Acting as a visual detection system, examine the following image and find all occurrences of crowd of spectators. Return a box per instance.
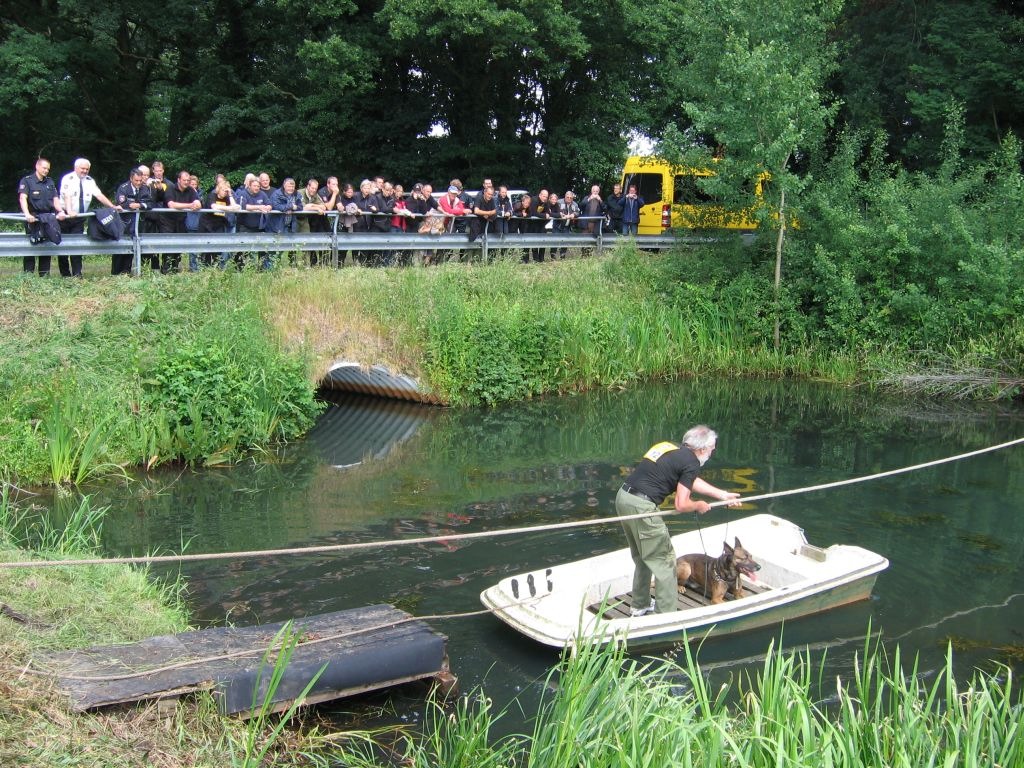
[16,157,638,275]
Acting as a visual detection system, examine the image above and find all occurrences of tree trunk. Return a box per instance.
[773,186,787,351]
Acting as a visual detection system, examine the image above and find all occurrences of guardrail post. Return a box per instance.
[132,211,142,276]
[597,217,604,257]
[330,212,339,268]
[481,224,488,263]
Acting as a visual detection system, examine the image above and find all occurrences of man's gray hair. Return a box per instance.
[682,425,717,450]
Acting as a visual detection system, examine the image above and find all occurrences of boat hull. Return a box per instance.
[480,514,888,651]
[614,572,879,652]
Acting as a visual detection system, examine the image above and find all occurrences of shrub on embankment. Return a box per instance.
[0,272,322,485]
[774,128,1024,398]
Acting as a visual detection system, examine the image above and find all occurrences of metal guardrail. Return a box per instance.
[0,209,687,274]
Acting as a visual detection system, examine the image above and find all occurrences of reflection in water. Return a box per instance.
[306,392,436,469]
[82,380,1024,723]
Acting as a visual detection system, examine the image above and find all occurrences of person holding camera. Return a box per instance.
[621,184,644,235]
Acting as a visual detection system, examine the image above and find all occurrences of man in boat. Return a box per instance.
[616,425,740,616]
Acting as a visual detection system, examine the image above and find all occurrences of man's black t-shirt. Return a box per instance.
[165,185,199,232]
[166,185,198,207]
[623,442,700,505]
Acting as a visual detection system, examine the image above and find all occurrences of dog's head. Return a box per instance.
[722,537,761,578]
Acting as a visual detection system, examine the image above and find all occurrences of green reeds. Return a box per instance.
[0,483,20,545]
[334,634,1024,767]
[43,390,115,486]
[32,493,106,554]
[0,487,105,554]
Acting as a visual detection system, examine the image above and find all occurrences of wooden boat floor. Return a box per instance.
[588,579,772,619]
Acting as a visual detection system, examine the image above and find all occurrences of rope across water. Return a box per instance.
[2,436,1022,570]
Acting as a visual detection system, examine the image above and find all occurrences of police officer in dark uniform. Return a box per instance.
[17,158,66,275]
[112,166,152,275]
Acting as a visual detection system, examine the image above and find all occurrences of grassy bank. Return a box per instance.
[1,243,1017,485]
[269,246,863,406]
[0,269,322,485]
[0,252,847,485]
[0,488,341,767]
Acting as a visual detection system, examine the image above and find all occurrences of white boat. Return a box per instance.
[480,514,888,651]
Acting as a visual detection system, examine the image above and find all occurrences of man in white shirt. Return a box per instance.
[59,157,118,277]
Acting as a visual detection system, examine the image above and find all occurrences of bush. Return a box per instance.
[0,272,323,483]
[142,340,317,464]
[421,270,559,405]
[786,121,1024,354]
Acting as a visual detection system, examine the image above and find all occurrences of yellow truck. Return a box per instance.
[619,155,764,234]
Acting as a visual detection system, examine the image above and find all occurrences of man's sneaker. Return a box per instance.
[630,600,656,617]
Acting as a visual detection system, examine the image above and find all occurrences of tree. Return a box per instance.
[665,0,843,349]
[0,0,191,188]
[835,0,1024,171]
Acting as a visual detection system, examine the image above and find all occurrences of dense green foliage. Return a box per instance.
[835,0,1024,170]
[349,253,853,407]
[0,274,322,484]
[336,634,1024,767]
[4,1,1023,192]
[793,124,1024,353]
[681,112,1024,382]
[0,0,687,191]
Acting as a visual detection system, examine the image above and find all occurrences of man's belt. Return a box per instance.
[621,484,657,504]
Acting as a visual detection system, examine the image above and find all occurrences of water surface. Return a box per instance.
[85,379,1024,724]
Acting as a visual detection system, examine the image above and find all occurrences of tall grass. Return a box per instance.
[0,485,327,767]
[42,387,118,486]
[333,634,1024,767]
[330,245,878,405]
[338,690,524,768]
[323,249,852,406]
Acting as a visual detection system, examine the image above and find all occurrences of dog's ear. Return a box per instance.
[723,540,734,554]
[734,537,742,549]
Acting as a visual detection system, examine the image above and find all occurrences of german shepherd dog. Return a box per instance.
[675,537,761,604]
